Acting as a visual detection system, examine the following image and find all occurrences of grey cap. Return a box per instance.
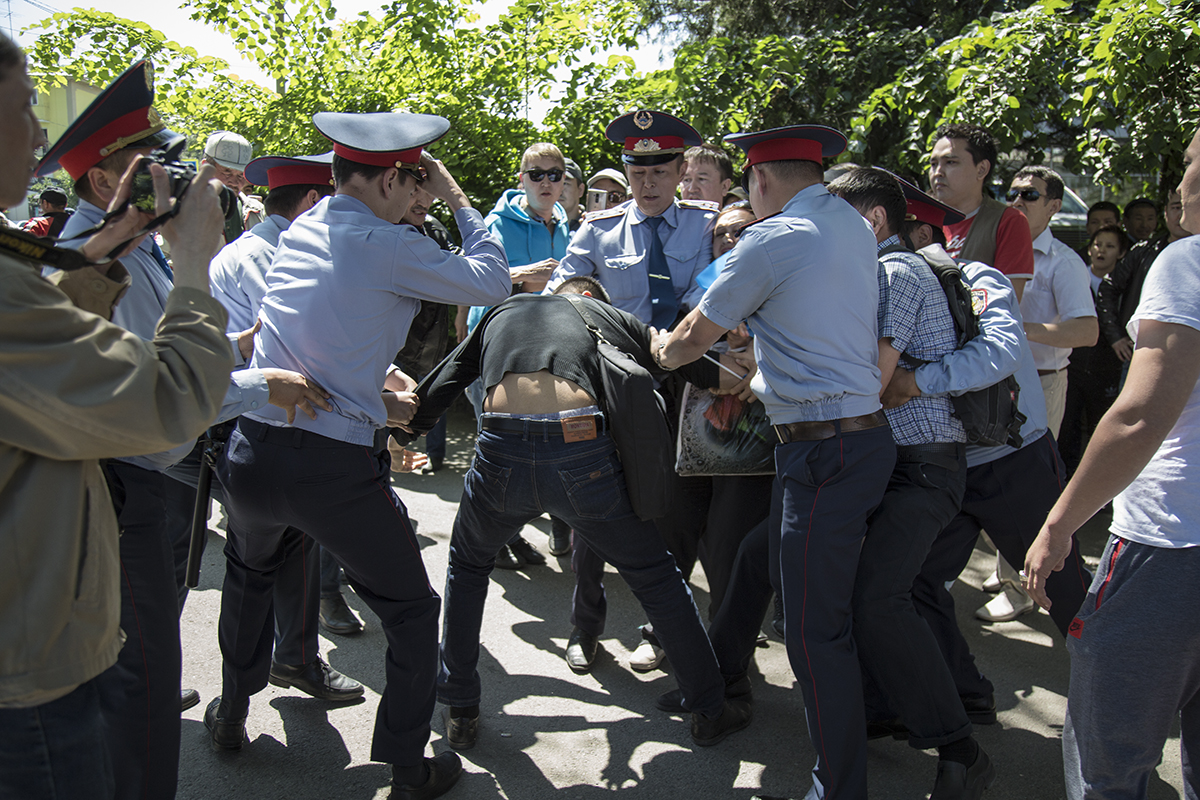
[204,131,253,171]
[563,158,584,185]
[587,167,629,192]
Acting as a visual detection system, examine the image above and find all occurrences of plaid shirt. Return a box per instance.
[876,236,967,446]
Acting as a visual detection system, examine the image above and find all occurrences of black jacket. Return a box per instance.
[1097,234,1172,345]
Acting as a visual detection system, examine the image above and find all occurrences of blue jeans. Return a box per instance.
[438,427,724,717]
[0,678,114,800]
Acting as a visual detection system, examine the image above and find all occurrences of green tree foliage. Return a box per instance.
[26,0,641,205]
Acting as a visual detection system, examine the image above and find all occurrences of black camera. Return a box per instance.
[130,134,232,218]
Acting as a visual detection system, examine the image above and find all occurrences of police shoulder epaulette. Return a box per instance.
[582,205,627,223]
[677,198,719,212]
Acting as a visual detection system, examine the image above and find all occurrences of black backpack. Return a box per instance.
[881,243,1026,449]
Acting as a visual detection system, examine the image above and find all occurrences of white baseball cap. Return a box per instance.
[204,131,253,171]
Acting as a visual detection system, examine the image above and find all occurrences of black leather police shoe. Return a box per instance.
[657,673,753,713]
[566,627,599,673]
[319,593,364,636]
[691,697,753,747]
[510,536,546,566]
[204,696,247,752]
[961,693,997,725]
[930,745,996,800]
[445,709,479,751]
[548,524,571,556]
[389,752,463,800]
[269,657,364,702]
[181,688,200,713]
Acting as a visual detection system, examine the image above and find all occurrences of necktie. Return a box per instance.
[150,240,174,280]
[645,216,677,329]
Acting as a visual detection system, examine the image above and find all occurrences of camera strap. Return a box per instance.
[47,198,175,269]
[0,227,101,272]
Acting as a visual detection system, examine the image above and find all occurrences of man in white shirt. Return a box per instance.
[981,165,1098,623]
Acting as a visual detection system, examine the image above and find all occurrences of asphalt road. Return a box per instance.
[177,407,1184,800]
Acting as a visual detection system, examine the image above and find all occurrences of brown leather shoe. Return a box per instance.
[269,657,364,702]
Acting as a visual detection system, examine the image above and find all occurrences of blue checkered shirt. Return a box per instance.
[876,235,967,446]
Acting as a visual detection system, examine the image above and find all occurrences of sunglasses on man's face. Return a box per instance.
[523,168,564,183]
[1006,187,1042,202]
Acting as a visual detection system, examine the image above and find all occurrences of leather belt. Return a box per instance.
[480,415,607,437]
[1037,368,1063,376]
[895,442,965,472]
[773,410,889,443]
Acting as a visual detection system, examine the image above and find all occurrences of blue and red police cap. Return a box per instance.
[244,151,334,191]
[880,168,966,228]
[37,60,179,181]
[313,111,449,170]
[724,125,847,170]
[605,110,702,166]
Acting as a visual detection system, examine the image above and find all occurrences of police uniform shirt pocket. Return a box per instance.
[559,455,624,520]
[468,452,512,513]
[604,254,644,271]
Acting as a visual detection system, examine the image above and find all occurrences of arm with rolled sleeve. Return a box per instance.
[914,262,1024,396]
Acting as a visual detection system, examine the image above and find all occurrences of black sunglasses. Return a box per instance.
[523,168,564,183]
[1006,187,1042,202]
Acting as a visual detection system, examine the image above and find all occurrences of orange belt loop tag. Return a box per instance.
[561,416,598,442]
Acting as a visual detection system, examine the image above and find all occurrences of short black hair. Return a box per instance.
[264,183,334,218]
[684,144,734,182]
[1124,197,1158,216]
[1013,165,1064,202]
[826,167,906,236]
[0,33,23,82]
[553,276,611,304]
[74,148,141,205]
[752,159,824,189]
[332,154,390,188]
[935,123,998,185]
[1087,200,1120,222]
[39,189,68,208]
[1088,223,1131,254]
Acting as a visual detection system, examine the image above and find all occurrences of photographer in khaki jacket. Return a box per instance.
[0,34,233,798]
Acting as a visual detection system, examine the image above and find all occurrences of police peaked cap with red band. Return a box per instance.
[313,111,449,169]
[37,60,179,181]
[724,125,848,169]
[878,168,966,228]
[605,110,702,166]
[244,151,334,191]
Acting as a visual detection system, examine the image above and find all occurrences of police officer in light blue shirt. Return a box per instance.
[209,110,509,800]
[656,125,897,800]
[542,110,718,675]
[545,110,717,326]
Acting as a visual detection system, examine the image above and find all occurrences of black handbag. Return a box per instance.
[563,294,671,521]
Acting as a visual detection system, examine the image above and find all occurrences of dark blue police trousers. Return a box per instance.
[216,418,440,767]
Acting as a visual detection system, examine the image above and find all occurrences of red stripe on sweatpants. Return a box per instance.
[1095,538,1124,610]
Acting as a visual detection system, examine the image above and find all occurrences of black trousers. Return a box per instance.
[165,441,319,666]
[216,419,440,766]
[910,433,1093,701]
[99,461,183,800]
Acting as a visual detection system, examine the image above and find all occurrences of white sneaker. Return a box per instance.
[629,640,665,672]
[981,569,1003,593]
[975,584,1036,622]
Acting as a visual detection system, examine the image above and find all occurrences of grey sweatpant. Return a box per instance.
[1065,535,1200,800]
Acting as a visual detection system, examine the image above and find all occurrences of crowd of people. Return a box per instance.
[2,27,1199,800]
